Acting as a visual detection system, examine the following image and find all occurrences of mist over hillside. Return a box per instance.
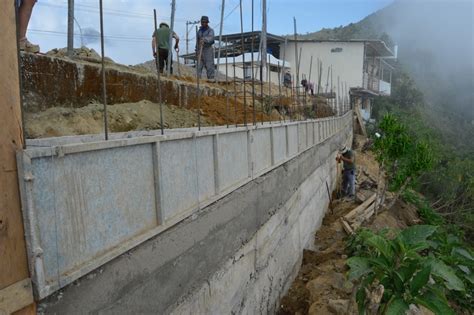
[303,0,473,122]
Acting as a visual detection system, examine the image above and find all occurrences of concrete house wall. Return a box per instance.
[281,41,365,95]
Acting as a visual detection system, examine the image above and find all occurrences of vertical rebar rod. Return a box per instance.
[260,45,264,125]
[337,75,341,116]
[216,0,225,76]
[226,38,229,128]
[99,0,108,140]
[251,0,256,125]
[167,0,176,75]
[325,66,330,93]
[67,0,74,57]
[296,47,302,108]
[293,17,299,100]
[277,60,282,123]
[153,10,164,135]
[233,44,237,127]
[239,0,247,126]
[196,25,202,130]
[14,2,27,148]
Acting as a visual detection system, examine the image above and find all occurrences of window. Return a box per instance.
[331,47,343,53]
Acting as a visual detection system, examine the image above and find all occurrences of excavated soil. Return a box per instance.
[25,100,210,138]
[278,136,420,315]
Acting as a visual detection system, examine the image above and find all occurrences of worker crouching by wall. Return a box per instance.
[336,146,356,198]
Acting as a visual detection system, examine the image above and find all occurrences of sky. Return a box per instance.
[28,0,393,65]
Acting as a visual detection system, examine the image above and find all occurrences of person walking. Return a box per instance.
[196,16,215,80]
[152,22,179,74]
[337,146,356,198]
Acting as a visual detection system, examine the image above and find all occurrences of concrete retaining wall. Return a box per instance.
[17,113,352,312]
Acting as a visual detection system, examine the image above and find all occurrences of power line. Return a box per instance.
[29,29,150,42]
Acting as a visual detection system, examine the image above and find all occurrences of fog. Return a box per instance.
[373,0,473,119]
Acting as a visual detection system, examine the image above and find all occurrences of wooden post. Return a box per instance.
[0,2,35,314]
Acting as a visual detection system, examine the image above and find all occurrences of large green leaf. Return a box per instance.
[385,297,409,315]
[428,259,466,291]
[365,234,394,260]
[398,225,437,246]
[347,257,372,280]
[414,289,455,315]
[410,265,431,295]
[452,247,474,261]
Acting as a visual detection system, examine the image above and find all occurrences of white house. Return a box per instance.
[280,39,395,118]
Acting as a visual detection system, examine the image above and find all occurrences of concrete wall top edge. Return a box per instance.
[24,112,351,158]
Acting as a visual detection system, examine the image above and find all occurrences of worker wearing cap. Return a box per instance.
[152,22,180,74]
[337,146,356,198]
[196,16,215,80]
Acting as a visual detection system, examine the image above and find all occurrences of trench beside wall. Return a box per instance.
[17,112,352,313]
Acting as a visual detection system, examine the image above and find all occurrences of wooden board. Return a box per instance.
[0,278,33,314]
[344,193,376,221]
[0,0,30,296]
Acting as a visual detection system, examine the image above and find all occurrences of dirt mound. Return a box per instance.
[46,46,115,63]
[191,95,283,126]
[25,100,209,138]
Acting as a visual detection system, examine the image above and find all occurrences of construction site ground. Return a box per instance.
[277,135,422,315]
[24,48,334,138]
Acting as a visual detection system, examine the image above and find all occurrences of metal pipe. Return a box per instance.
[153,10,164,135]
[99,0,108,140]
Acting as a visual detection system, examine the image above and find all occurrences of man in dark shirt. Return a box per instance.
[196,16,215,80]
[337,146,356,198]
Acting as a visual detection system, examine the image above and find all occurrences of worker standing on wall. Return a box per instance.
[336,146,356,198]
[196,16,215,80]
[152,22,180,74]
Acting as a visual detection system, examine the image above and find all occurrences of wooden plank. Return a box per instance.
[351,203,376,230]
[0,1,30,291]
[344,193,376,221]
[0,278,33,314]
[340,218,354,235]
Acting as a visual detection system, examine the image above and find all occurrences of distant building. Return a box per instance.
[281,39,396,118]
[182,33,396,120]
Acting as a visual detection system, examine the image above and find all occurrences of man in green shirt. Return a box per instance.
[337,146,356,198]
[152,23,180,74]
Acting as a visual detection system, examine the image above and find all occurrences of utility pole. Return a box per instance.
[167,0,176,75]
[216,0,225,77]
[185,20,200,65]
[67,0,74,57]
